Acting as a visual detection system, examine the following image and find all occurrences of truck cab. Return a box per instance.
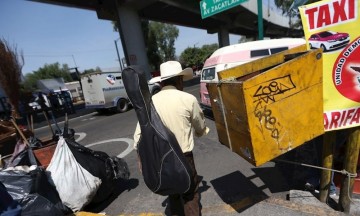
[81,72,130,113]
[81,71,161,114]
[200,38,306,112]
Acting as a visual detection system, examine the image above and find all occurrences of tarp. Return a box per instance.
[299,0,360,131]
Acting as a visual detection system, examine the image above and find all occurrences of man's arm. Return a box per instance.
[191,99,209,137]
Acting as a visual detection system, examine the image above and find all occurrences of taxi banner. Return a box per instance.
[299,0,360,131]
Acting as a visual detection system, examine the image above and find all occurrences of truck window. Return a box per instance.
[250,49,270,58]
[202,68,216,80]
[270,47,288,54]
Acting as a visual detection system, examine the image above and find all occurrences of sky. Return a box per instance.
[0,0,242,75]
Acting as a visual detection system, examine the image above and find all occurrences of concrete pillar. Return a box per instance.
[218,28,230,48]
[116,5,151,80]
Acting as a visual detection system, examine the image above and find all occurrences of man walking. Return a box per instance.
[134,61,209,215]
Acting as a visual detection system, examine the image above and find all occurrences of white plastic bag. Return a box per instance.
[46,137,101,212]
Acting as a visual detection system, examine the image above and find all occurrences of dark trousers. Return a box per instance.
[168,152,200,216]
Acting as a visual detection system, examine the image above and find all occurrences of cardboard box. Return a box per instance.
[207,48,324,166]
[33,141,57,168]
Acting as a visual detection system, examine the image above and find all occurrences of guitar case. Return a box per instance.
[122,66,194,196]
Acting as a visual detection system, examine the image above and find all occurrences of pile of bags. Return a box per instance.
[0,128,130,215]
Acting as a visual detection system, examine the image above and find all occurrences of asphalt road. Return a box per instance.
[33,84,357,216]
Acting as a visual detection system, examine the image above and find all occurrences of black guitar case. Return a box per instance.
[122,66,194,196]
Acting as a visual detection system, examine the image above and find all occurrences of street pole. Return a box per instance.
[114,39,123,71]
[257,0,264,40]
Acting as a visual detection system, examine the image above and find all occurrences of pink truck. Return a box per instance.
[199,38,306,112]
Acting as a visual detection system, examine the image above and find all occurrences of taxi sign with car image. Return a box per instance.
[308,31,350,52]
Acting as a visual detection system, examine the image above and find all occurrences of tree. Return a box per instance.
[274,0,320,29]
[22,62,73,91]
[200,44,219,60]
[83,67,102,75]
[144,21,161,71]
[179,47,202,67]
[238,35,254,43]
[112,20,179,70]
[179,43,218,69]
[150,22,179,62]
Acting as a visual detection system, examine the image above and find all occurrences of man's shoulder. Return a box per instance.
[179,90,196,100]
[153,89,197,101]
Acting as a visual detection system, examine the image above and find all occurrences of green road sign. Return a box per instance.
[200,0,248,19]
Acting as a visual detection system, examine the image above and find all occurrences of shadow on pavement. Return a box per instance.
[252,166,290,194]
[210,171,268,213]
[83,178,139,213]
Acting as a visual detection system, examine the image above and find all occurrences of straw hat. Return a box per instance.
[148,61,193,84]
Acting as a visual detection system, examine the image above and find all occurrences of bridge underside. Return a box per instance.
[32,0,304,38]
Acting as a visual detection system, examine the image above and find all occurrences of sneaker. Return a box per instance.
[305,183,315,191]
[329,191,337,197]
[313,189,336,197]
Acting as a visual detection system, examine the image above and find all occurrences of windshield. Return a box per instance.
[318,31,333,38]
[201,67,216,81]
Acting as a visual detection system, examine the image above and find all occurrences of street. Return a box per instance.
[33,84,352,215]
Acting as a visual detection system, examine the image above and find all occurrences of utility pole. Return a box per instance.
[257,0,263,40]
[114,38,123,71]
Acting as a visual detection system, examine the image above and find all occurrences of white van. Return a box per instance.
[200,38,306,111]
[81,72,130,113]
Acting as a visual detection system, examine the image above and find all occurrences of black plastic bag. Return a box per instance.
[5,140,38,168]
[0,166,72,215]
[0,181,21,216]
[65,138,130,204]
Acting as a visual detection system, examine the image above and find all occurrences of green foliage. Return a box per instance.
[274,0,320,29]
[111,21,119,32]
[112,20,179,70]
[22,62,73,91]
[144,21,179,69]
[179,43,218,68]
[150,22,179,62]
[200,44,219,60]
[274,0,295,15]
[140,20,161,70]
[82,67,102,75]
[238,36,254,43]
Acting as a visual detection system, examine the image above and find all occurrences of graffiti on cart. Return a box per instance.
[254,106,279,139]
[253,75,296,103]
[252,75,296,139]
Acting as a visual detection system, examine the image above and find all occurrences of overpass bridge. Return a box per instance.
[31,0,303,77]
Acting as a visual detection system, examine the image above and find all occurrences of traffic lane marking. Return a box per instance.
[74,133,134,158]
[75,132,86,142]
[81,117,96,121]
[85,138,134,158]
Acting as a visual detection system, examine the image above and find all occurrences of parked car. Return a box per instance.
[308,31,350,52]
[28,92,51,111]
